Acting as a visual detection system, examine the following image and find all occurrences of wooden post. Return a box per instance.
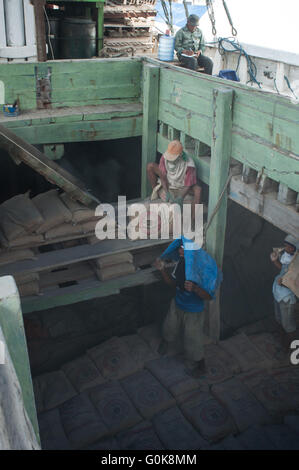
[97,1,104,54]
[33,0,47,62]
[206,88,233,341]
[141,64,160,199]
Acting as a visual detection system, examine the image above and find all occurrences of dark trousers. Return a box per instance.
[179,54,213,75]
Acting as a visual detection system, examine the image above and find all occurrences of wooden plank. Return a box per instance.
[7,115,143,145]
[21,268,158,314]
[32,0,46,62]
[229,175,299,238]
[39,262,95,288]
[0,124,99,205]
[141,63,160,198]
[0,238,171,277]
[206,88,233,342]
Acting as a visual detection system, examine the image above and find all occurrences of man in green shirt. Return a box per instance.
[174,14,213,75]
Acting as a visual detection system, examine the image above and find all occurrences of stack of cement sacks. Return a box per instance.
[95,252,135,281]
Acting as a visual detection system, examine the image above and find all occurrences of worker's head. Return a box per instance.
[187,14,199,32]
[179,245,185,257]
[164,140,183,162]
[284,234,298,254]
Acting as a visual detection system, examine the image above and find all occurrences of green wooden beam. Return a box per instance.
[206,87,233,341]
[141,64,160,199]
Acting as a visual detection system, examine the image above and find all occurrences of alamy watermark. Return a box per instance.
[93,196,204,249]
[290,340,299,365]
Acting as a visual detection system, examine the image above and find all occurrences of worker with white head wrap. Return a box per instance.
[271,234,298,346]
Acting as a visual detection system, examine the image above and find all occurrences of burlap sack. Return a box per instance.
[38,408,71,450]
[138,323,180,357]
[211,377,271,432]
[62,355,105,393]
[282,251,299,297]
[80,220,98,234]
[218,333,271,372]
[60,193,98,224]
[239,369,294,415]
[33,370,76,413]
[59,393,108,449]
[249,332,290,368]
[87,336,139,380]
[87,381,142,435]
[0,248,36,266]
[152,406,208,450]
[121,370,175,419]
[117,421,164,450]
[146,356,199,398]
[84,437,119,450]
[18,280,40,297]
[199,343,241,385]
[122,334,158,369]
[96,262,135,281]
[0,193,44,241]
[270,367,299,409]
[237,425,276,450]
[284,415,299,434]
[96,252,133,269]
[179,391,237,442]
[33,190,72,233]
[9,234,44,248]
[45,223,83,240]
[263,424,299,450]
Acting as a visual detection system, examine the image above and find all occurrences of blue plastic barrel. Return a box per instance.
[158,35,175,61]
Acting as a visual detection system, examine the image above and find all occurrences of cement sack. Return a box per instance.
[18,280,40,297]
[249,332,290,368]
[87,381,142,435]
[33,189,72,233]
[0,248,36,266]
[179,391,237,442]
[239,369,294,415]
[84,437,119,450]
[38,408,71,450]
[0,193,44,241]
[122,334,158,369]
[14,271,39,285]
[117,421,164,450]
[87,235,100,245]
[263,424,299,450]
[146,356,200,398]
[200,343,241,385]
[8,234,44,248]
[80,220,98,235]
[218,333,270,371]
[45,223,83,240]
[33,370,77,413]
[284,415,299,434]
[60,193,98,224]
[152,406,208,450]
[59,393,108,449]
[237,425,276,450]
[96,262,135,281]
[87,336,139,380]
[270,367,299,409]
[211,377,271,432]
[282,251,299,297]
[62,355,105,393]
[121,370,176,419]
[96,252,133,269]
[215,435,246,450]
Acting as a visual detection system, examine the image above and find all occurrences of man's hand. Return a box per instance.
[182,50,194,56]
[277,277,283,286]
[196,50,202,57]
[270,251,278,262]
[153,258,165,271]
[184,281,195,292]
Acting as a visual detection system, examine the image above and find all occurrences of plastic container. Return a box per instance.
[60,17,96,59]
[158,34,175,62]
[3,105,19,117]
[218,69,240,82]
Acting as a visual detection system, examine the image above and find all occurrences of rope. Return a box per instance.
[216,37,262,88]
[98,45,135,58]
[203,170,233,248]
[284,75,298,100]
